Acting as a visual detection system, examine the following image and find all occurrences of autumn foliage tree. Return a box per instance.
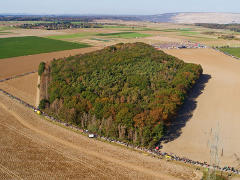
[40,42,202,148]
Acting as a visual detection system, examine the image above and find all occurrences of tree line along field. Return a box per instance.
[0,36,90,59]
[39,42,202,148]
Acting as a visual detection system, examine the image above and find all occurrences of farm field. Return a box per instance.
[218,47,240,58]
[0,27,64,38]
[0,46,100,79]
[2,19,240,179]
[0,73,38,106]
[0,36,90,59]
[102,25,133,28]
[47,32,96,39]
[2,21,239,47]
[0,92,201,179]
[96,31,151,38]
[162,48,240,167]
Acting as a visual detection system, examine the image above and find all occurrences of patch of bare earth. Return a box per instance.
[0,47,100,80]
[0,73,38,106]
[163,48,240,167]
[0,92,201,180]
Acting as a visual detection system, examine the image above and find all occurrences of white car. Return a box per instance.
[88,134,95,138]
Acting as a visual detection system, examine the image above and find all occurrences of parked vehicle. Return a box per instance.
[88,134,95,138]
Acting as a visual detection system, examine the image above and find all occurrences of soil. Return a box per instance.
[0,47,100,80]
[163,48,240,167]
[0,73,38,106]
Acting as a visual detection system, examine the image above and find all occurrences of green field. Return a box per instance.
[97,32,151,38]
[121,27,160,31]
[91,38,110,42]
[0,36,90,59]
[159,28,195,32]
[103,25,132,28]
[47,32,96,39]
[0,32,11,34]
[0,26,15,31]
[218,47,240,58]
[180,31,200,35]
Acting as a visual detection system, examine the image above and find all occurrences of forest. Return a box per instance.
[195,23,240,32]
[39,42,202,148]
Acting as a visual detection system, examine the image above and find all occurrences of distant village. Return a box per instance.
[17,22,103,30]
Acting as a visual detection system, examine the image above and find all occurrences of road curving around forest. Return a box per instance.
[0,91,200,179]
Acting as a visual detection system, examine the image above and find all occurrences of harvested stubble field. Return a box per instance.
[0,93,201,180]
[0,46,100,80]
[0,73,38,106]
[162,48,240,167]
[2,21,240,179]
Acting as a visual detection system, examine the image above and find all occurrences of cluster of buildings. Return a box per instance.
[153,41,207,50]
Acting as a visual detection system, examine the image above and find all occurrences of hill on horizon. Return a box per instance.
[2,12,240,24]
[135,12,240,24]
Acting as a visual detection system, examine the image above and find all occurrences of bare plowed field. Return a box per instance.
[0,92,200,180]
[0,73,38,106]
[0,47,100,79]
[163,48,240,167]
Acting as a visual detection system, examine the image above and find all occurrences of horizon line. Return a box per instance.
[1,12,240,17]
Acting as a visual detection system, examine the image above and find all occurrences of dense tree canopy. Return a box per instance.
[41,42,202,147]
[195,23,240,32]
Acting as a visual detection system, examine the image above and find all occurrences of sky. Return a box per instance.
[1,0,240,15]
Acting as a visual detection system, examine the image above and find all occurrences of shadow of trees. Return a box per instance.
[160,74,211,145]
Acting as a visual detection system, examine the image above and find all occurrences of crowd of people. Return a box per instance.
[0,72,239,176]
[153,42,206,50]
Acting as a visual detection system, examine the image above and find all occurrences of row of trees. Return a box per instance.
[195,23,240,33]
[40,42,202,148]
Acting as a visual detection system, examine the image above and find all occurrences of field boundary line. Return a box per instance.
[0,71,37,82]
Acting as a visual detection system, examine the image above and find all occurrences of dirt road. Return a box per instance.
[0,92,200,179]
[163,48,240,167]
